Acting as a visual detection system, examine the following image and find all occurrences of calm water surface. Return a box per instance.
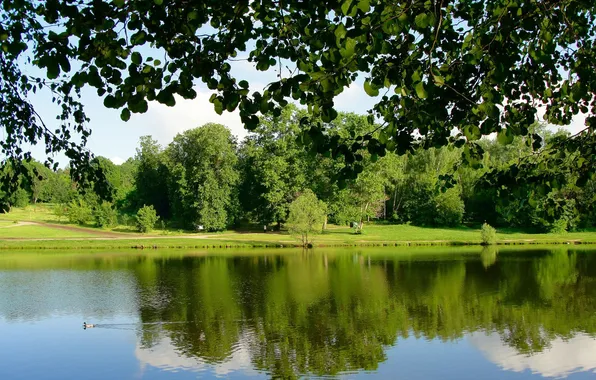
[1,247,596,379]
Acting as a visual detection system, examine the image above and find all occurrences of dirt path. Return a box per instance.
[0,220,132,238]
[33,221,126,238]
[0,221,37,228]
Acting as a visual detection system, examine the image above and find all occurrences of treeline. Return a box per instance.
[2,105,595,232]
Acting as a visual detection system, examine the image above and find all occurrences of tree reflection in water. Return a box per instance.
[128,248,596,377]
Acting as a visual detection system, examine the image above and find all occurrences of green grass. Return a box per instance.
[0,225,102,239]
[2,204,596,249]
[0,204,62,223]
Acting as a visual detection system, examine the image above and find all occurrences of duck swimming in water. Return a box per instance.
[83,322,95,329]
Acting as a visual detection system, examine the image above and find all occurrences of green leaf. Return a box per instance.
[341,38,357,58]
[120,108,131,121]
[415,13,430,29]
[131,52,142,65]
[497,129,514,145]
[357,0,370,13]
[463,125,481,141]
[414,82,427,99]
[154,0,164,4]
[213,98,223,115]
[47,61,60,80]
[340,0,352,15]
[433,74,445,86]
[364,81,379,97]
[113,0,125,7]
[238,80,249,89]
[334,24,347,40]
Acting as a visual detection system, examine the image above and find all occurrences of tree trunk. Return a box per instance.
[322,215,327,230]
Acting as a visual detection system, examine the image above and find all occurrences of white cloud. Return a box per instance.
[110,156,125,165]
[470,331,596,378]
[140,90,246,144]
[135,333,257,376]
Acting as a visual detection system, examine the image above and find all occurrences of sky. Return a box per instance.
[24,56,588,167]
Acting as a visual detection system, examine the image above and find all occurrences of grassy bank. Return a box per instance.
[1,205,596,249]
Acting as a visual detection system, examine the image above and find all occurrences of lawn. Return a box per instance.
[0,224,103,239]
[1,204,596,249]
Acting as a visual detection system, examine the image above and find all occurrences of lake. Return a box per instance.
[1,246,595,379]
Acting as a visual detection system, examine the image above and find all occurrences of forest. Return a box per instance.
[1,105,595,234]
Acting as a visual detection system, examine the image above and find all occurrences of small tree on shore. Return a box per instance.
[287,190,327,247]
[93,201,118,228]
[481,223,497,245]
[136,205,159,233]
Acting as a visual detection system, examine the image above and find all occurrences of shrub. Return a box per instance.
[67,199,92,225]
[136,205,159,233]
[11,188,30,208]
[480,223,497,245]
[53,203,68,221]
[549,218,568,234]
[434,188,465,227]
[93,201,118,228]
[287,190,327,247]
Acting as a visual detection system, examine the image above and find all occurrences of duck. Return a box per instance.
[83,322,96,329]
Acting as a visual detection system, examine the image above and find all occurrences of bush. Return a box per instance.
[549,218,568,234]
[93,201,118,228]
[480,223,497,245]
[53,203,68,221]
[67,199,92,225]
[11,188,30,208]
[136,205,159,233]
[434,188,465,227]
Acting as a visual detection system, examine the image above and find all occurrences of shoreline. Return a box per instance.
[1,237,595,250]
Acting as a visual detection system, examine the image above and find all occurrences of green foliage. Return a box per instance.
[134,136,170,218]
[434,189,465,227]
[53,203,67,221]
[287,190,327,246]
[481,223,497,246]
[3,0,596,192]
[93,201,118,228]
[136,205,159,233]
[166,123,239,231]
[10,188,29,208]
[67,199,92,225]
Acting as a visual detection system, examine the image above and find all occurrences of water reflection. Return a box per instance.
[1,248,596,378]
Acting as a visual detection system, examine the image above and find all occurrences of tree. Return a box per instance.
[287,190,327,246]
[166,123,239,231]
[238,105,308,227]
[2,1,595,189]
[333,162,387,232]
[66,199,92,225]
[136,205,159,233]
[93,201,118,228]
[134,136,170,218]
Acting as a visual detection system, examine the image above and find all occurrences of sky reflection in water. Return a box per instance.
[0,247,596,379]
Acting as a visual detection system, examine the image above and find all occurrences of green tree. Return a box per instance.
[166,124,239,231]
[134,136,170,218]
[136,205,159,233]
[93,201,118,228]
[66,199,92,225]
[287,190,327,246]
[238,105,308,227]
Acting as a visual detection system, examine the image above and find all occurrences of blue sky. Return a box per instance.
[25,58,587,167]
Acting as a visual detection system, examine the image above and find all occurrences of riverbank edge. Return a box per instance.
[1,238,595,250]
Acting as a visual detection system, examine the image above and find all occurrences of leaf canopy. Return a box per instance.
[1,0,596,187]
